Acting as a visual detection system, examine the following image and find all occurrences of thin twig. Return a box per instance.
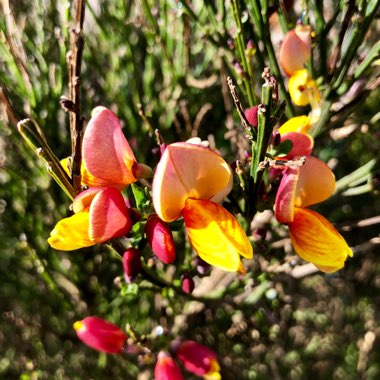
[227,76,255,138]
[67,0,86,194]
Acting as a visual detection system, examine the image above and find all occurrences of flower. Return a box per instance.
[145,215,176,264]
[288,69,320,107]
[274,157,352,272]
[81,106,152,189]
[155,351,184,380]
[152,142,252,272]
[123,248,142,283]
[280,24,311,76]
[176,340,221,380]
[73,316,127,354]
[48,187,132,250]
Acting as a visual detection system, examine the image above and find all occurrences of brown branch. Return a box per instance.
[67,0,86,195]
[0,87,19,127]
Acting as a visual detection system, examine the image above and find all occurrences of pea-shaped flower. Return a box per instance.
[82,106,152,189]
[48,187,132,250]
[274,157,352,272]
[152,142,252,273]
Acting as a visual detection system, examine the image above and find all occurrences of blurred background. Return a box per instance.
[1,0,380,379]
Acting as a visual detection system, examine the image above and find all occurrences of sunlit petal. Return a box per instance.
[183,199,252,273]
[82,107,137,189]
[152,143,232,222]
[289,208,352,271]
[274,167,299,223]
[48,212,93,250]
[278,115,312,135]
[295,156,335,207]
[89,187,132,242]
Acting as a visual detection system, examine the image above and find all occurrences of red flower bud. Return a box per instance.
[155,351,184,380]
[176,340,220,377]
[181,273,195,294]
[145,215,176,264]
[73,316,127,354]
[123,248,142,283]
[245,106,258,128]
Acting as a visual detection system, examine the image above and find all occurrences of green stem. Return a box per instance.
[248,0,295,117]
[331,1,380,90]
[231,0,258,106]
[17,118,75,200]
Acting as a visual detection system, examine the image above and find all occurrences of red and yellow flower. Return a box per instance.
[152,142,252,273]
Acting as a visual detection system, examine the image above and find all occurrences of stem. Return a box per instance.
[248,0,295,117]
[230,0,258,106]
[68,0,85,194]
[331,1,380,90]
[17,118,75,199]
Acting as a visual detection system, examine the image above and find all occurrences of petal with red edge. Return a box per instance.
[183,199,252,273]
[89,187,132,242]
[289,208,352,271]
[295,156,335,207]
[48,212,93,250]
[274,167,299,223]
[280,131,314,159]
[82,108,137,189]
[278,115,312,135]
[152,143,232,222]
[155,352,184,380]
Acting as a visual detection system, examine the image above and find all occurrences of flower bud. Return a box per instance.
[181,273,195,294]
[176,340,221,379]
[123,248,142,283]
[73,316,127,354]
[155,351,184,380]
[245,106,258,128]
[145,215,176,264]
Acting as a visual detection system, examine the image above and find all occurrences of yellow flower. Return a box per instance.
[288,69,320,107]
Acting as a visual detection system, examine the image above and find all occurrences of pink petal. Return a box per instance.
[89,187,132,242]
[280,131,314,159]
[279,26,311,76]
[274,167,299,223]
[72,187,103,213]
[152,143,232,222]
[83,108,137,189]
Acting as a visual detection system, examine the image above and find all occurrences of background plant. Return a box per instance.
[0,0,380,379]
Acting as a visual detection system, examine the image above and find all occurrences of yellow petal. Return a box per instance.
[289,208,352,272]
[183,199,252,272]
[288,69,320,107]
[278,115,312,135]
[48,212,94,250]
[153,143,232,222]
[294,157,335,208]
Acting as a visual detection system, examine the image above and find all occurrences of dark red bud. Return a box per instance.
[123,248,142,283]
[181,273,195,294]
[272,131,281,146]
[253,228,267,240]
[227,38,235,49]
